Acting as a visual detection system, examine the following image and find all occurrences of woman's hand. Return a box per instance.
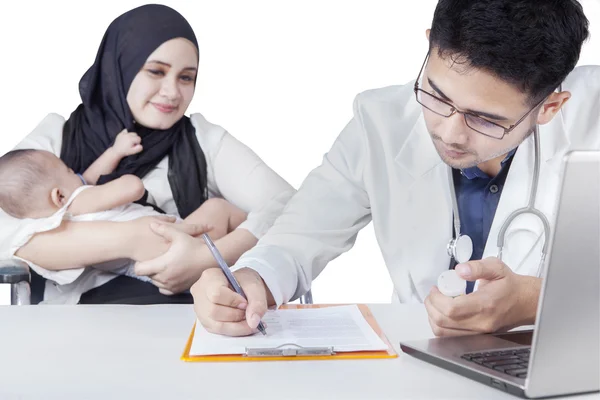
[126,215,179,262]
[133,222,213,294]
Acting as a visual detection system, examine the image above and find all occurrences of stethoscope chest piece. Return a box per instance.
[447,234,473,265]
[444,125,549,277]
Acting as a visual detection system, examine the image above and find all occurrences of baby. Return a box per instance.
[0,129,246,281]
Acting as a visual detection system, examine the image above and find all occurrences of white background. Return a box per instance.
[0,0,599,305]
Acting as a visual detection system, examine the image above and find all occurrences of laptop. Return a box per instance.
[400,150,600,398]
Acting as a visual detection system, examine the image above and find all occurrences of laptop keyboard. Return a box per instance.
[461,348,530,379]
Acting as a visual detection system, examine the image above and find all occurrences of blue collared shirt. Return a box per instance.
[453,148,517,293]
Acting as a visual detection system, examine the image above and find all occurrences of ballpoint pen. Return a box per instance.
[201,233,267,335]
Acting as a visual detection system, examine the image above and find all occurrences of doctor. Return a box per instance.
[146,0,598,336]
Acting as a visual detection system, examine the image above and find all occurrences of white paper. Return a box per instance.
[189,305,388,356]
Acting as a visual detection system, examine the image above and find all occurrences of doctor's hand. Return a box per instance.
[425,257,541,337]
[134,222,213,295]
[191,267,275,336]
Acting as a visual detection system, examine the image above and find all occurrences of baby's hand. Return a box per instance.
[113,129,143,157]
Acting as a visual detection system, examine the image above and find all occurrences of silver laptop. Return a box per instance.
[400,150,600,398]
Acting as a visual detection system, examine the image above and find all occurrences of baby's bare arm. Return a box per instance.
[82,147,123,185]
[82,130,142,184]
[68,175,146,216]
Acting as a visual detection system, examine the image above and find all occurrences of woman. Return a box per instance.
[0,4,295,304]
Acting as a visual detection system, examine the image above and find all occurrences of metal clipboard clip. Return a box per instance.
[244,343,335,357]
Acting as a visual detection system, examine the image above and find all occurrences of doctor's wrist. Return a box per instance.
[235,268,276,308]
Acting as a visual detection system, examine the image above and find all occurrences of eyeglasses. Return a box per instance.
[413,52,547,140]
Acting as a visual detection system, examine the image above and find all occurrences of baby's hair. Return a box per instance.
[0,149,57,218]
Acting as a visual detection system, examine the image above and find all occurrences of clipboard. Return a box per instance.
[181,304,398,362]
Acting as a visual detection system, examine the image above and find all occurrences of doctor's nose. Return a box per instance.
[436,113,469,146]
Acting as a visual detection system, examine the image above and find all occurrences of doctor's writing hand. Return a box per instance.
[425,257,541,337]
[191,268,274,336]
[134,222,213,294]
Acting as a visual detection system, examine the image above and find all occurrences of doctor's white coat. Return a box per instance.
[231,65,600,306]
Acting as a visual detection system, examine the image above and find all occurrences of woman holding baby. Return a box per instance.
[0,4,295,304]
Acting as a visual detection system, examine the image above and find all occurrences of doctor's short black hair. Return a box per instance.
[429,0,589,105]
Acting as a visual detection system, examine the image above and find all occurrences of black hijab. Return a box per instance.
[60,4,208,218]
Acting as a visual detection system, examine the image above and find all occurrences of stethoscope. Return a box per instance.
[446,124,552,278]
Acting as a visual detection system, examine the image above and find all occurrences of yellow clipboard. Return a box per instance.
[181,304,398,362]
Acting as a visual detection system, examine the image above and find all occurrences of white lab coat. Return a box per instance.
[232,65,600,306]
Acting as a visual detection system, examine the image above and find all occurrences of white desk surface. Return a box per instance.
[0,304,597,400]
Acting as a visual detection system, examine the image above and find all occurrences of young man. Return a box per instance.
[182,0,597,336]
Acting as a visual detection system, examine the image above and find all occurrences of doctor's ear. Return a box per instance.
[536,91,571,125]
[50,188,66,208]
[426,29,431,41]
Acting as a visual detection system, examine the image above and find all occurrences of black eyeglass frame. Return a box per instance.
[413,52,548,140]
